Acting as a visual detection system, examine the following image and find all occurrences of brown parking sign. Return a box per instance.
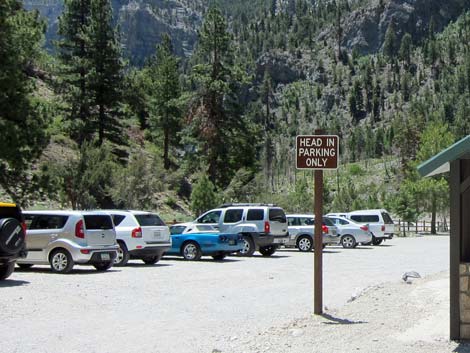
[296,135,339,170]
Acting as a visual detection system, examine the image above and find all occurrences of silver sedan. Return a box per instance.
[327,216,373,248]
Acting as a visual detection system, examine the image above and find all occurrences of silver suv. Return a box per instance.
[17,210,118,273]
[193,203,289,256]
[105,210,171,266]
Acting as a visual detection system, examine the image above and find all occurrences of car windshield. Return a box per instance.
[135,214,165,226]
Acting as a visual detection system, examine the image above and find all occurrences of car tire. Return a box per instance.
[0,262,15,280]
[0,218,25,256]
[238,235,255,257]
[372,237,383,246]
[114,241,130,267]
[297,235,313,252]
[341,235,356,249]
[259,245,277,256]
[49,249,74,274]
[142,254,162,265]
[93,261,113,271]
[17,263,33,269]
[182,241,202,261]
[212,254,226,261]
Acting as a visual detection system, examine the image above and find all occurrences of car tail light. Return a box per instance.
[80,249,90,254]
[21,221,27,237]
[360,225,369,231]
[132,227,142,238]
[381,225,385,231]
[75,220,85,238]
[264,221,270,234]
[322,225,328,234]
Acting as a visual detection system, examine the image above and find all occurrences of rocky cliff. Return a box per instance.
[23,0,204,65]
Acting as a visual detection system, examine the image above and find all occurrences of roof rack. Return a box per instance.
[218,203,278,208]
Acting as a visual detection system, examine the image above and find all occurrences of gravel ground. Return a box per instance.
[1,236,465,353]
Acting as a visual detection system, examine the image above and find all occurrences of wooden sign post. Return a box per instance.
[296,134,339,315]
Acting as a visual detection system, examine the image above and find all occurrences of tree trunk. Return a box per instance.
[431,194,437,235]
[98,104,104,146]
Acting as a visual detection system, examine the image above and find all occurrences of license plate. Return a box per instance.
[154,231,161,238]
[274,238,286,244]
[101,253,110,261]
[229,239,236,245]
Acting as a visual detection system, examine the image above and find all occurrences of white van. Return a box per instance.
[346,209,395,245]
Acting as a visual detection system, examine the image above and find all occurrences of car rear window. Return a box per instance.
[381,212,394,224]
[26,215,68,230]
[323,217,334,226]
[170,226,185,235]
[84,215,114,230]
[247,209,264,221]
[350,215,380,223]
[135,214,165,226]
[269,209,286,223]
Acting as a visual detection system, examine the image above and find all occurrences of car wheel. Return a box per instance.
[341,235,356,249]
[182,241,202,261]
[0,262,15,280]
[142,254,162,265]
[372,237,383,246]
[297,235,313,252]
[238,235,255,256]
[17,264,33,269]
[259,245,277,256]
[49,249,74,274]
[114,241,130,267]
[93,261,113,271]
[212,254,226,261]
[0,218,25,256]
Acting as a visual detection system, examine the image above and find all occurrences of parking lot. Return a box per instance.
[1,236,449,353]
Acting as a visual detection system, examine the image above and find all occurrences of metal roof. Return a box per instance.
[418,135,470,177]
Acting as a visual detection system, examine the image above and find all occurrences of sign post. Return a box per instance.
[296,134,339,315]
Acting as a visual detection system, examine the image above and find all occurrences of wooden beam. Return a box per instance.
[461,175,470,194]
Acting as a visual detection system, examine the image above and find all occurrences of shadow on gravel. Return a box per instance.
[162,257,242,263]
[0,279,29,288]
[454,343,470,352]
[321,313,367,325]
[15,267,122,275]
[124,263,172,268]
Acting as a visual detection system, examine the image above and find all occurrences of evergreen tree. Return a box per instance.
[191,174,219,217]
[148,34,181,170]
[87,0,125,146]
[0,0,50,204]
[383,21,397,59]
[186,6,257,187]
[399,33,412,68]
[57,0,93,144]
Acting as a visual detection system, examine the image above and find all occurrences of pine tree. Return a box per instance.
[399,33,412,68]
[186,6,256,187]
[148,34,181,170]
[88,0,125,146]
[190,174,218,217]
[0,0,50,204]
[57,0,93,144]
[383,21,397,59]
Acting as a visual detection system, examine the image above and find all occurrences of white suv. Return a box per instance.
[193,203,289,256]
[106,210,171,266]
[346,209,396,245]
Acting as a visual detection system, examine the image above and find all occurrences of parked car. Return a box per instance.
[285,214,339,252]
[193,203,289,257]
[167,223,244,261]
[0,202,27,280]
[106,210,171,266]
[18,210,118,273]
[170,223,218,234]
[326,215,373,248]
[346,209,396,245]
